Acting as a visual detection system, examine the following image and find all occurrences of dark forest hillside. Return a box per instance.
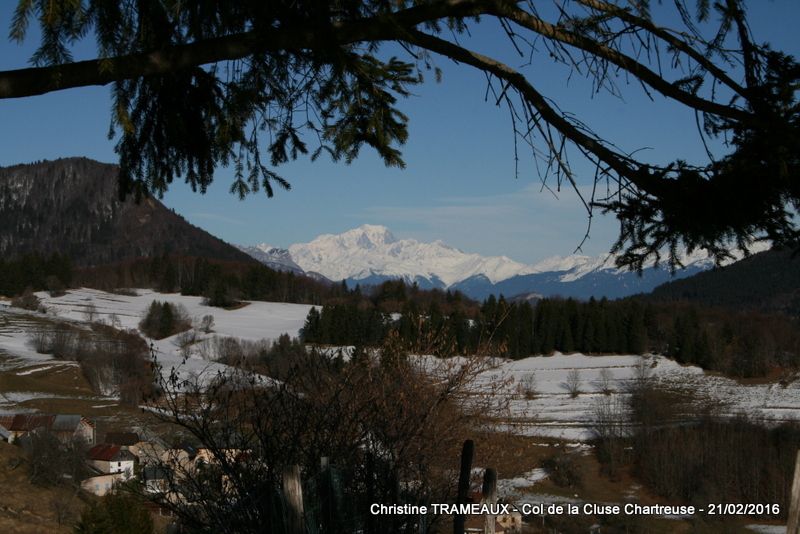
[0,157,256,266]
[648,247,800,316]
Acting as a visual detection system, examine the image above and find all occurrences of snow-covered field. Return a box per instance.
[472,353,800,440]
[0,288,314,385]
[1,288,799,440]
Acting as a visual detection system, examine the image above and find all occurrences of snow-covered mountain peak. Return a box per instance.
[287,225,535,286]
[343,224,398,247]
[241,226,773,300]
[254,243,276,253]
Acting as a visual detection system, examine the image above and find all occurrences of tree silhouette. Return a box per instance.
[2,0,798,267]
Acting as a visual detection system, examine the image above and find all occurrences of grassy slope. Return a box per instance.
[0,441,90,533]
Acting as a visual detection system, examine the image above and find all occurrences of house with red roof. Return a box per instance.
[0,414,95,444]
[87,443,136,477]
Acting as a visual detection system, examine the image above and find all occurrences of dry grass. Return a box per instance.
[0,364,95,398]
[0,442,89,533]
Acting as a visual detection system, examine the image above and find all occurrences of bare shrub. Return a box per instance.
[591,396,629,478]
[633,415,800,519]
[173,329,197,349]
[27,328,77,358]
[51,492,78,526]
[108,313,122,328]
[565,368,581,397]
[195,338,213,361]
[11,289,45,312]
[516,371,537,400]
[144,331,504,533]
[22,431,90,487]
[213,336,245,364]
[198,314,215,334]
[50,330,76,359]
[110,288,138,296]
[28,330,51,353]
[632,356,652,389]
[597,368,614,395]
[541,449,582,488]
[30,322,155,403]
[83,303,98,323]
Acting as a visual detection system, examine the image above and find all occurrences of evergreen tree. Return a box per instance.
[74,492,154,534]
[301,307,322,343]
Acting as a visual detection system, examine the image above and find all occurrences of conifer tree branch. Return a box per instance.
[403,28,659,194]
[573,0,748,98]
[0,0,488,99]
[487,3,752,123]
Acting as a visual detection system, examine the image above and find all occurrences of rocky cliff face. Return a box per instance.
[0,157,254,266]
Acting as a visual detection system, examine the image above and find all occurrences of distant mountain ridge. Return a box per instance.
[240,224,767,300]
[235,243,305,274]
[0,158,256,266]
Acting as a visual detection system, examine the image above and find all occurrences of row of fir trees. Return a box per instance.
[302,293,800,378]
[302,295,652,358]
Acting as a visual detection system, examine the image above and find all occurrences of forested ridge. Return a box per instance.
[0,158,256,266]
[302,291,800,377]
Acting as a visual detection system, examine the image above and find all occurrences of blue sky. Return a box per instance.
[1,2,798,264]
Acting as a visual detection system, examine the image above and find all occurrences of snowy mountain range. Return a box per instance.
[239,224,769,300]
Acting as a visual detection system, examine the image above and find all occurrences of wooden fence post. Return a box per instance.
[454,439,474,534]
[283,464,305,534]
[482,468,497,534]
[789,450,800,534]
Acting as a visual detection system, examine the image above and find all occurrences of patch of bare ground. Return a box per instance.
[0,441,88,533]
[0,364,95,398]
[472,431,560,480]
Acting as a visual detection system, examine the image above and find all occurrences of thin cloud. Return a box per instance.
[359,183,619,263]
[190,212,246,226]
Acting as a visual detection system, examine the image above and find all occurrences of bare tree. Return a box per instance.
[591,395,629,478]
[597,368,614,395]
[632,357,653,390]
[199,314,215,334]
[517,371,538,400]
[108,313,122,328]
[565,368,582,398]
[50,491,79,526]
[22,431,90,487]
[142,332,505,533]
[83,303,98,323]
[11,289,44,312]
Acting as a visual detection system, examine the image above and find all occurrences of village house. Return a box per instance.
[104,431,168,467]
[0,414,95,444]
[87,443,136,477]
